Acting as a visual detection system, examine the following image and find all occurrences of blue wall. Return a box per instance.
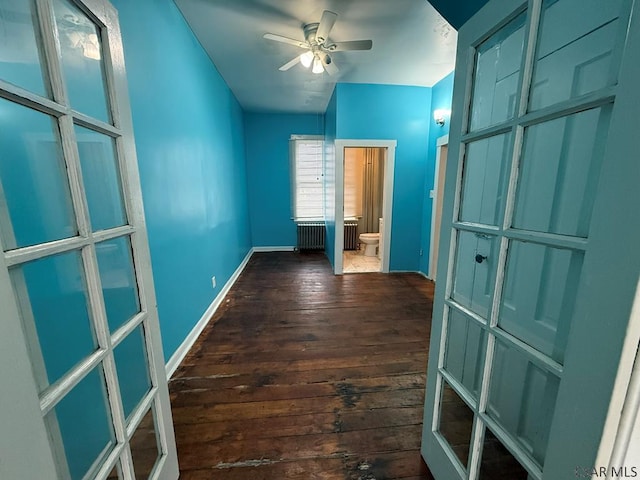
[419,72,454,275]
[244,112,324,247]
[324,88,338,268]
[113,0,252,360]
[335,83,432,272]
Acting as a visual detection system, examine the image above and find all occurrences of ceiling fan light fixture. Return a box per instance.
[264,10,372,75]
[312,56,324,74]
[300,51,314,68]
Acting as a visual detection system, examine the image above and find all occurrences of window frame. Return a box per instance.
[289,134,325,223]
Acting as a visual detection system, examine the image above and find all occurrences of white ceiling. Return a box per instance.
[174,0,457,114]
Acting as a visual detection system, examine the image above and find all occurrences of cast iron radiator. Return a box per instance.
[296,223,325,251]
[344,222,358,250]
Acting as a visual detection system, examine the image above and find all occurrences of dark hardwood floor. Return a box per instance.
[169,252,436,479]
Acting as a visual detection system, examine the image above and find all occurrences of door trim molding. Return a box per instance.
[428,134,449,280]
[334,139,396,275]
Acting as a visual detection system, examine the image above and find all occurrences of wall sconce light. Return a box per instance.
[434,109,450,127]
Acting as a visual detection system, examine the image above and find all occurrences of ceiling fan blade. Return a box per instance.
[316,10,338,44]
[322,55,339,76]
[279,55,301,71]
[264,33,308,49]
[327,40,373,52]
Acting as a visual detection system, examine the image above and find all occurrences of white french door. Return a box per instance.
[0,0,178,479]
[422,0,640,478]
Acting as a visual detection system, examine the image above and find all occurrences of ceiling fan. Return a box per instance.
[263,10,373,75]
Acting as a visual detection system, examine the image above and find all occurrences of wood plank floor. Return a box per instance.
[169,252,436,479]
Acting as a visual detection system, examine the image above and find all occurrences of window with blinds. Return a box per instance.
[290,136,324,221]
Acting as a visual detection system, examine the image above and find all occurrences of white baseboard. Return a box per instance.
[417,271,433,281]
[165,248,254,380]
[252,246,295,252]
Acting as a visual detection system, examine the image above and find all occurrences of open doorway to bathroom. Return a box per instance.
[334,140,396,275]
[342,147,385,273]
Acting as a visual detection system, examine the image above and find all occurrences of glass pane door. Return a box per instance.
[0,0,178,478]
[422,0,636,478]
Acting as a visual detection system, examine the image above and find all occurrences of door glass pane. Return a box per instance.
[0,0,49,96]
[487,341,560,467]
[114,324,151,419]
[438,380,475,470]
[96,236,140,332]
[499,241,583,364]
[0,99,77,250]
[451,231,498,319]
[459,134,511,226]
[513,107,611,237]
[44,365,115,480]
[444,307,486,398]
[107,464,119,479]
[469,12,526,131]
[53,0,110,123]
[479,428,531,479]
[529,0,623,111]
[131,405,162,479]
[11,250,97,391]
[75,125,126,231]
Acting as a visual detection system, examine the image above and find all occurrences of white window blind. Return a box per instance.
[290,137,324,221]
[344,148,363,219]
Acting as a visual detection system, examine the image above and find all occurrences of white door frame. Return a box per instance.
[334,140,396,275]
[428,134,449,280]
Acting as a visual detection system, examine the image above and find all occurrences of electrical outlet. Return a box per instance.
[419,249,423,256]
[211,276,216,288]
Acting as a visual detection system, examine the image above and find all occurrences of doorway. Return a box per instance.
[342,147,385,274]
[429,135,449,281]
[334,140,396,275]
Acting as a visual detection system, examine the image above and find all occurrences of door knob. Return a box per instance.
[475,254,487,264]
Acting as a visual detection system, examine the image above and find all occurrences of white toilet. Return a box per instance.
[359,232,379,256]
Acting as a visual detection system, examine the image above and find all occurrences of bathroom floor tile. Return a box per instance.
[343,249,381,273]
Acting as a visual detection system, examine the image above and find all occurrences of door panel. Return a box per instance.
[498,241,583,363]
[11,250,97,391]
[529,0,623,111]
[130,404,163,478]
[0,1,49,96]
[95,236,141,333]
[113,324,152,420]
[53,0,111,123]
[487,340,560,466]
[437,381,475,471]
[75,125,128,231]
[512,106,612,237]
[459,134,511,226]
[0,98,77,250]
[451,231,498,319]
[443,308,487,398]
[422,0,639,478]
[469,12,527,131]
[478,428,531,479]
[0,0,179,478]
[44,364,116,479]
